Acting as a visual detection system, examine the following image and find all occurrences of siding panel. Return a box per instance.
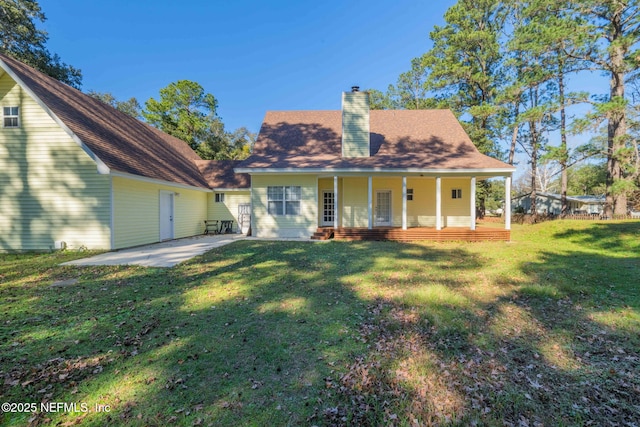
[112,177,208,249]
[0,73,111,250]
[252,175,317,238]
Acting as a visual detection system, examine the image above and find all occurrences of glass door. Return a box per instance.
[322,191,335,226]
[375,190,392,226]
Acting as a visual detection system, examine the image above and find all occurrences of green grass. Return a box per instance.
[1,220,639,426]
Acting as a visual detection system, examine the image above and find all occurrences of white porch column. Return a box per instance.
[505,175,512,230]
[436,176,442,230]
[402,176,407,230]
[334,176,339,229]
[470,176,476,231]
[368,176,373,229]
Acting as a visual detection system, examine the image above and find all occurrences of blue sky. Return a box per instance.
[42,0,454,133]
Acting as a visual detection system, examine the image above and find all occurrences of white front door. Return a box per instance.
[375,190,392,226]
[238,203,251,234]
[159,191,174,241]
[322,191,335,226]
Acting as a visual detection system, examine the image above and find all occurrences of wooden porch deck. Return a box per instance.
[312,226,510,242]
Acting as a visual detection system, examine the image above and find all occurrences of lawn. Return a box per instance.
[1,221,639,426]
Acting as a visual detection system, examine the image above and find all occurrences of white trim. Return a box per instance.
[470,177,476,231]
[436,177,442,230]
[402,176,407,230]
[237,167,515,175]
[368,176,373,230]
[333,176,339,229]
[110,171,210,192]
[109,176,115,250]
[210,187,251,192]
[505,176,512,231]
[0,58,111,174]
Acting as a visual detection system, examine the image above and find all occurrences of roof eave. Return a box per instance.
[234,167,515,176]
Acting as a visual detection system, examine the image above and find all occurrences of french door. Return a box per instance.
[322,191,335,226]
[375,190,392,226]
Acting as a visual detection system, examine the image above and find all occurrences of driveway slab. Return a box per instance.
[61,234,245,268]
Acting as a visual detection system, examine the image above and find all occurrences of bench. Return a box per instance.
[204,220,234,234]
[204,220,219,234]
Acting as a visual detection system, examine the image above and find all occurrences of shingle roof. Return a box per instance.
[238,110,514,171]
[196,160,250,189]
[0,54,210,189]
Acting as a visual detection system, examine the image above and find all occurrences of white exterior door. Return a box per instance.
[238,203,251,234]
[322,191,335,226]
[375,190,392,226]
[159,191,174,241]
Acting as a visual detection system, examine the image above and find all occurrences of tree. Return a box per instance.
[142,80,222,152]
[567,0,640,215]
[565,162,607,195]
[0,0,82,87]
[87,91,141,119]
[508,0,591,216]
[142,80,252,160]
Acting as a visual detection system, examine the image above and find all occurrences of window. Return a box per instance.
[3,106,19,128]
[215,193,225,203]
[406,188,414,201]
[268,186,301,216]
[452,189,462,199]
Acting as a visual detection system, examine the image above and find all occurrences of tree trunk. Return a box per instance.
[558,66,569,217]
[606,5,628,216]
[509,101,519,165]
[530,120,538,219]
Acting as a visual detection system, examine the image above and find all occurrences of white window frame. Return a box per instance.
[3,106,20,128]
[452,189,462,199]
[267,186,301,216]
[215,193,225,203]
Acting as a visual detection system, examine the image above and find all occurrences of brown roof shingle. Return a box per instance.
[239,110,514,171]
[0,54,210,189]
[196,160,250,189]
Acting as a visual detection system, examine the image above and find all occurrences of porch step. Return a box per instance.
[310,227,334,241]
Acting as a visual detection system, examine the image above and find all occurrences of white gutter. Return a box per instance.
[234,167,515,176]
[0,58,111,175]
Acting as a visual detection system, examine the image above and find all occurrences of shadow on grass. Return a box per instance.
[1,223,639,426]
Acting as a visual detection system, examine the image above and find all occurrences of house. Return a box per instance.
[0,54,248,251]
[236,88,516,241]
[512,192,605,215]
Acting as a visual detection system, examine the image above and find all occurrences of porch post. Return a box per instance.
[368,176,373,229]
[470,176,476,230]
[505,175,512,230]
[436,176,442,230]
[402,176,407,230]
[334,176,339,229]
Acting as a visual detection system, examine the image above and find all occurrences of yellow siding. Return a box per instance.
[341,177,368,227]
[442,178,472,227]
[407,177,437,227]
[251,175,317,238]
[207,191,251,231]
[0,73,111,250]
[112,177,207,249]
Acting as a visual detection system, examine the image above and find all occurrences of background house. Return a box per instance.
[512,192,605,215]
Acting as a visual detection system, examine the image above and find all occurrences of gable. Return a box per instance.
[0,54,210,189]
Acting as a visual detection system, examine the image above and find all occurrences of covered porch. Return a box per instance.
[316,173,512,242]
